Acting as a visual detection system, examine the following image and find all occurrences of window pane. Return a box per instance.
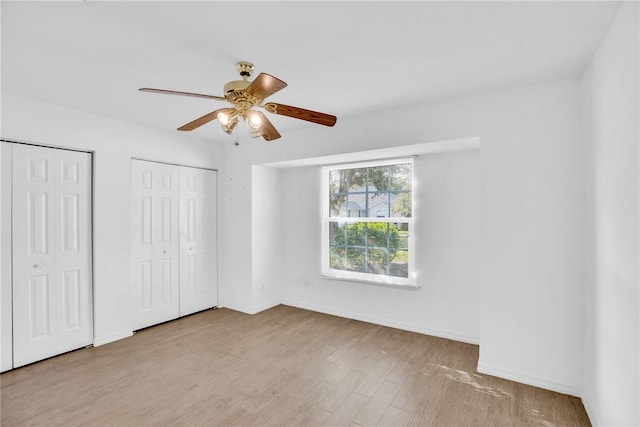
[347,168,367,193]
[329,247,346,270]
[330,222,366,246]
[329,222,344,245]
[331,195,367,217]
[388,164,412,191]
[389,250,409,278]
[329,168,368,218]
[345,248,365,272]
[346,223,365,246]
[366,222,390,248]
[345,194,366,218]
[329,193,343,216]
[368,192,390,217]
[367,248,388,275]
[397,227,409,249]
[367,166,390,193]
[329,170,344,194]
[391,191,412,217]
[329,170,348,216]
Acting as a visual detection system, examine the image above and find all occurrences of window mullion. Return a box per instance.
[386,222,390,275]
[364,222,369,274]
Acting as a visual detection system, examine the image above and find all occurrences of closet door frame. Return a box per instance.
[1,142,14,372]
[0,140,94,372]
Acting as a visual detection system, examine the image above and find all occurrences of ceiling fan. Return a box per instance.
[139,62,337,142]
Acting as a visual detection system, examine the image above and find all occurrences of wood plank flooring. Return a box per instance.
[1,305,591,426]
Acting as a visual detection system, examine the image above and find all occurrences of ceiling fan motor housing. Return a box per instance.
[223,79,250,93]
[224,80,258,111]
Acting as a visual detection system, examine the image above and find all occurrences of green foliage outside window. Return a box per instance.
[329,222,402,273]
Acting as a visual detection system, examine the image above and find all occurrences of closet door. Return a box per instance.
[131,160,180,329]
[179,167,217,316]
[12,144,92,367]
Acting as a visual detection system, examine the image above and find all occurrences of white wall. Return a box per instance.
[0,94,224,370]
[251,165,283,312]
[279,145,481,343]
[581,2,639,425]
[221,78,585,394]
[217,149,252,312]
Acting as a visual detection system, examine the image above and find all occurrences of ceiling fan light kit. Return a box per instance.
[139,61,337,143]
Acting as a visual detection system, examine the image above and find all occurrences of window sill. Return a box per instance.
[320,273,420,289]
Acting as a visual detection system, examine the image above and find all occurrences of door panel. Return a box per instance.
[29,274,51,337]
[61,193,79,252]
[28,192,49,255]
[12,144,92,367]
[179,167,217,316]
[140,261,152,309]
[131,160,180,329]
[62,270,81,330]
[54,149,92,354]
[13,146,58,366]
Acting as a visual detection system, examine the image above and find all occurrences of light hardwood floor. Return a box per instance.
[1,305,590,426]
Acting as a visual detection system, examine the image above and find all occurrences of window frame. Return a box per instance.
[321,157,416,287]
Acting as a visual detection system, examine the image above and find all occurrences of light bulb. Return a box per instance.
[250,128,263,138]
[217,111,229,125]
[221,117,239,134]
[247,112,262,129]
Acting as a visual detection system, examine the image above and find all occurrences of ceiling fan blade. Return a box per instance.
[244,73,287,101]
[263,102,337,127]
[178,108,234,131]
[254,111,281,141]
[139,88,226,101]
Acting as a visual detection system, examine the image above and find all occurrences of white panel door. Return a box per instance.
[12,144,92,368]
[179,166,217,316]
[131,160,180,329]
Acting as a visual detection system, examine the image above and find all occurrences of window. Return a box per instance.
[321,158,415,286]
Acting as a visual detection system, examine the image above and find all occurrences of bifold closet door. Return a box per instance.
[12,144,93,368]
[179,166,217,316]
[131,160,180,330]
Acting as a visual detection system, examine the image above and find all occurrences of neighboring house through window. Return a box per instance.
[321,158,415,286]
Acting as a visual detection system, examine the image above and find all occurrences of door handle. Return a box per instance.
[33,263,43,268]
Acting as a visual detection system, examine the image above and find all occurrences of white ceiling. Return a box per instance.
[1,1,621,142]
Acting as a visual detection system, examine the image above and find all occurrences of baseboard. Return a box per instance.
[222,298,479,345]
[93,330,134,347]
[221,300,281,315]
[218,301,253,314]
[251,300,281,314]
[581,395,598,427]
[476,361,581,397]
[281,299,479,345]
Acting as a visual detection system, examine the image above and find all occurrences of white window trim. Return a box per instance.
[321,157,417,287]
